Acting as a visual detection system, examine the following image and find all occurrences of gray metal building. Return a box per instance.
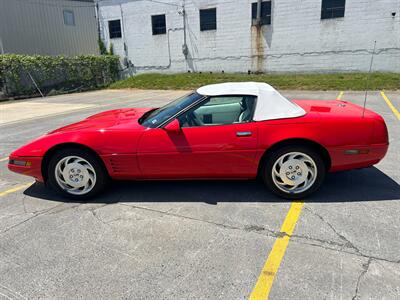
[0,0,99,56]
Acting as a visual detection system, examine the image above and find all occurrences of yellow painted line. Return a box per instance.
[0,183,32,197]
[249,201,304,300]
[381,91,400,120]
[0,157,8,162]
[336,91,344,100]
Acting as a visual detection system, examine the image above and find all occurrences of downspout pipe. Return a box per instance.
[182,1,188,59]
[0,36,4,54]
[95,2,101,39]
[256,0,262,26]
[119,3,128,59]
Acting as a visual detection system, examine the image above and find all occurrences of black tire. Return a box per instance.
[261,145,326,199]
[47,148,109,200]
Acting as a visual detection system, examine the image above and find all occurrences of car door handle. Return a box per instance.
[236,131,252,137]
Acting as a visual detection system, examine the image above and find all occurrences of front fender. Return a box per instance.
[10,131,101,158]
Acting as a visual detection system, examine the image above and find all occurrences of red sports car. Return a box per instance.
[8,82,388,199]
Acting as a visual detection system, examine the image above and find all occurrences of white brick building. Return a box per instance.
[97,0,400,73]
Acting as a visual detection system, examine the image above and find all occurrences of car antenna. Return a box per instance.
[362,40,377,118]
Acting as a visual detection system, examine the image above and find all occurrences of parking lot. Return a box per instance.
[0,89,399,299]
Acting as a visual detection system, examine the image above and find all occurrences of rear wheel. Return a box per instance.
[262,146,325,199]
[47,148,108,200]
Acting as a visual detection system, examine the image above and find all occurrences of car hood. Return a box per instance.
[48,107,153,134]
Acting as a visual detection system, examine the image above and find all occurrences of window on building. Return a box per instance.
[251,1,271,25]
[63,10,75,26]
[152,14,166,35]
[321,0,346,19]
[109,19,122,39]
[200,8,217,31]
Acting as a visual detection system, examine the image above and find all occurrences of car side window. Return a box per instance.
[178,95,256,127]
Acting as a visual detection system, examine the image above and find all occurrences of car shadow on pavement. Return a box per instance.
[24,167,400,204]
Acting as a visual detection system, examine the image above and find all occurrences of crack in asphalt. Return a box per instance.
[0,283,28,300]
[0,199,116,235]
[46,203,83,215]
[44,199,111,218]
[1,201,398,300]
[119,203,243,231]
[0,203,65,235]
[303,206,362,255]
[302,207,400,265]
[2,198,399,268]
[352,257,372,300]
[116,203,400,266]
[2,198,399,273]
[89,208,112,226]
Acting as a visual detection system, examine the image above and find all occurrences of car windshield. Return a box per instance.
[140,92,204,128]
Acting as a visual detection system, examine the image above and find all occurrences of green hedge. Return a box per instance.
[0,54,120,98]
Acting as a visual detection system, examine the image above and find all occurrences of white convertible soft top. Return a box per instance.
[197,82,306,121]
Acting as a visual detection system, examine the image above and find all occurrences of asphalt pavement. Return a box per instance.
[0,89,399,299]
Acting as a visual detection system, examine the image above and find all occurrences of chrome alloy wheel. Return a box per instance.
[271,152,317,194]
[55,156,97,195]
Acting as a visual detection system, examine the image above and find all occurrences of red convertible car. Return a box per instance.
[8,82,388,199]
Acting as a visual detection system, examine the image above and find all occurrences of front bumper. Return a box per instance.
[7,156,44,182]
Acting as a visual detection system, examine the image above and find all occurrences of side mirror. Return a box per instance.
[164,119,181,133]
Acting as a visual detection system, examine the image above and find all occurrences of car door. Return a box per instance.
[137,95,259,178]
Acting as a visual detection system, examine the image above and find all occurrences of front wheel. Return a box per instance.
[262,146,326,199]
[47,148,108,200]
